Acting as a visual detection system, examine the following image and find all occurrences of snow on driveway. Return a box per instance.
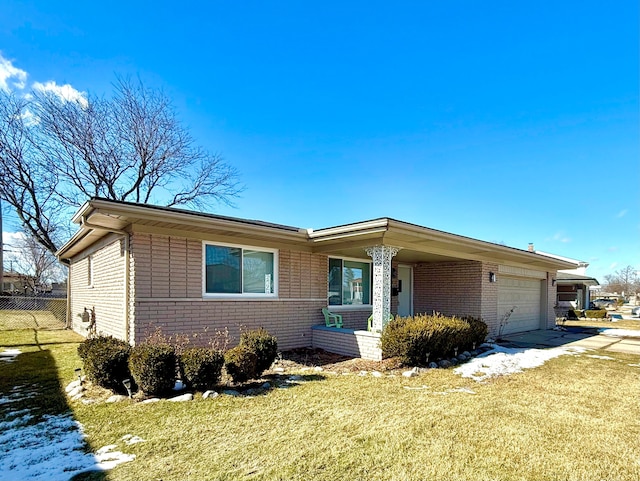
[454,344,586,382]
[0,386,136,480]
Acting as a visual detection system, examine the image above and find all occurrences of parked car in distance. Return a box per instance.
[593,299,616,309]
[631,306,640,317]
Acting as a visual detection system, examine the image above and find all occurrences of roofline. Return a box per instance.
[57,198,308,259]
[75,197,303,232]
[56,199,579,271]
[535,250,587,266]
[308,217,577,270]
[556,272,600,286]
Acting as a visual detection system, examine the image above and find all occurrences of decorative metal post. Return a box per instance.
[365,245,400,332]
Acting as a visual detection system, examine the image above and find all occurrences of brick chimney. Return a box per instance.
[528,243,534,252]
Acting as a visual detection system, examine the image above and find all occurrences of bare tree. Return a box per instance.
[0,93,63,254]
[604,265,640,296]
[6,230,66,293]
[0,77,242,256]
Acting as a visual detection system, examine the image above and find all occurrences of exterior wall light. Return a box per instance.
[552,278,556,286]
[489,272,497,283]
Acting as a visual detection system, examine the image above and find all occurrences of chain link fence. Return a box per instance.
[0,296,67,330]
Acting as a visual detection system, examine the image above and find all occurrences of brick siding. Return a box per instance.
[545,276,557,329]
[413,261,485,318]
[129,232,328,350]
[69,234,127,339]
[311,325,382,360]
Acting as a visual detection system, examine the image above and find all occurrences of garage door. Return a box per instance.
[497,277,542,334]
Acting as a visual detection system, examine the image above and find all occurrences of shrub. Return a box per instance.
[239,328,278,376]
[179,347,224,391]
[224,345,258,384]
[78,335,131,393]
[129,343,177,395]
[463,316,489,349]
[585,309,607,319]
[380,313,488,366]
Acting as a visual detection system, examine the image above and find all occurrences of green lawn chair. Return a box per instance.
[367,313,395,331]
[322,308,343,328]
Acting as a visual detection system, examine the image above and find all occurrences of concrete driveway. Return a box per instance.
[499,328,640,356]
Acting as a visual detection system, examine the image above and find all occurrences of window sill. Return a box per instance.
[327,305,373,311]
[203,294,278,300]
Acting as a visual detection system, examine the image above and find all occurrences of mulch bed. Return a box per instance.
[270,348,403,374]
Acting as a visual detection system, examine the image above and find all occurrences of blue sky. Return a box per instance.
[1,1,638,283]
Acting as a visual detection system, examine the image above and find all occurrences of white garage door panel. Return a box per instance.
[498,277,542,334]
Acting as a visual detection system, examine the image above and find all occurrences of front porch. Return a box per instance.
[311,325,383,361]
[307,220,571,359]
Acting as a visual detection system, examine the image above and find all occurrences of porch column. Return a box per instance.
[365,245,401,332]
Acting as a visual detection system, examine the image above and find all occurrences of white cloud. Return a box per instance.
[551,232,571,243]
[609,262,618,270]
[33,80,88,108]
[2,231,25,247]
[616,209,628,218]
[0,53,28,92]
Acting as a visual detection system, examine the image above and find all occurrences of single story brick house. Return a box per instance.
[57,198,576,360]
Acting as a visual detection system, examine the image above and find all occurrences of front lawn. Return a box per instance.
[562,318,640,331]
[2,329,639,481]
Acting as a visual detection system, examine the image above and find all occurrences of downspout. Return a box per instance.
[65,264,71,329]
[80,217,131,344]
[55,257,72,329]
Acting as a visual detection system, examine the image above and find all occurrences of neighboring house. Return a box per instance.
[532,248,599,312]
[56,198,577,360]
[555,272,600,310]
[1,271,36,295]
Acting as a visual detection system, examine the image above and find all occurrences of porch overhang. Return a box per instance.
[308,218,576,271]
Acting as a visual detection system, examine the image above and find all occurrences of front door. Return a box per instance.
[397,265,412,317]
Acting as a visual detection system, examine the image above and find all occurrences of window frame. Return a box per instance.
[327,256,373,309]
[202,241,278,298]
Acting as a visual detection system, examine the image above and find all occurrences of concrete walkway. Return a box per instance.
[499,328,640,356]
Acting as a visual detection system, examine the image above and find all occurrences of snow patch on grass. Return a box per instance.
[0,349,21,362]
[0,386,138,480]
[454,345,585,382]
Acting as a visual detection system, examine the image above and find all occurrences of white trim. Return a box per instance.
[136,297,325,302]
[329,305,373,311]
[397,264,413,317]
[328,255,373,306]
[202,241,279,298]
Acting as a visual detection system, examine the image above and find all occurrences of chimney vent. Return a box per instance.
[528,243,534,252]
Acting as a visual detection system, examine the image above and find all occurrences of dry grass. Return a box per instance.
[0,309,65,330]
[562,318,640,330]
[2,329,640,481]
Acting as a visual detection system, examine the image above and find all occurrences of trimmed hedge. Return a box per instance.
[239,328,278,376]
[569,309,607,319]
[380,313,488,366]
[224,345,258,384]
[129,343,177,395]
[179,347,224,391]
[77,336,131,393]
